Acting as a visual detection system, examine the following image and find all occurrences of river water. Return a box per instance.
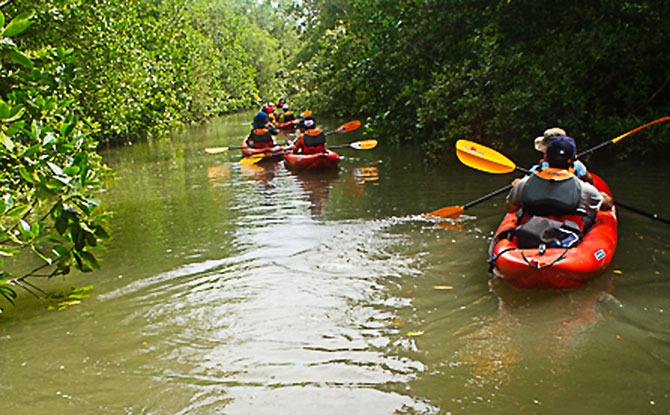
[1,112,669,414]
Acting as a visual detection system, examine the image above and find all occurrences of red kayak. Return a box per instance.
[240,140,284,162]
[488,174,617,289]
[284,150,341,171]
[275,119,299,130]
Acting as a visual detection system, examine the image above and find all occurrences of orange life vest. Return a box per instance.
[249,128,274,147]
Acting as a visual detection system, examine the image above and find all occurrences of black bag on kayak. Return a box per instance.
[514,216,581,249]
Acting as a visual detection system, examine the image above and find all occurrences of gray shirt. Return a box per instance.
[507,173,603,215]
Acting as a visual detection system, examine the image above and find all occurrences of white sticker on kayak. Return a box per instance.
[594,249,606,261]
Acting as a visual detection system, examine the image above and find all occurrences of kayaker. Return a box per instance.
[291,116,326,154]
[532,127,593,183]
[245,111,278,149]
[505,135,611,233]
[276,105,295,123]
[263,102,276,119]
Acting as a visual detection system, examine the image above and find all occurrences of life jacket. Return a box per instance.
[304,129,325,146]
[299,129,326,154]
[249,128,274,147]
[283,111,295,122]
[488,170,590,256]
[521,168,581,217]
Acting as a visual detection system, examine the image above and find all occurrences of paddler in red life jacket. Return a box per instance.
[505,135,611,233]
[291,116,326,155]
[245,111,278,149]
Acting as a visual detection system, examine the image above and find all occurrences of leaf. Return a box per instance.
[0,287,16,305]
[0,246,19,257]
[60,119,76,137]
[0,105,25,123]
[47,161,64,176]
[18,166,37,184]
[2,12,34,37]
[8,50,33,69]
[0,131,14,151]
[0,11,5,29]
[7,203,30,219]
[0,101,9,119]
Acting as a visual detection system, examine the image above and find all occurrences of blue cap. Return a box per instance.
[546,135,576,167]
[253,111,268,128]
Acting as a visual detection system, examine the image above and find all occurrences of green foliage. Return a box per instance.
[0,9,110,306]
[0,1,291,308]
[290,0,670,158]
[3,0,281,145]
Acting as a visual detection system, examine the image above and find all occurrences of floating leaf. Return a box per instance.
[433,285,454,290]
[407,330,424,337]
[613,269,623,275]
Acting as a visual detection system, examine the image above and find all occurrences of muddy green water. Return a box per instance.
[1,112,669,414]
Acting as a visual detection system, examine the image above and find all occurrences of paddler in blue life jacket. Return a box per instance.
[245,111,278,149]
[291,116,326,155]
[505,135,611,233]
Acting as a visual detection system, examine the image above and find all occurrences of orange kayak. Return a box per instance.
[488,174,617,289]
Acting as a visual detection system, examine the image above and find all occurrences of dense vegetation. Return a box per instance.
[288,0,670,158]
[2,0,668,307]
[0,0,289,307]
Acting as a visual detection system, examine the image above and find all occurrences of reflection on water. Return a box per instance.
[291,169,340,218]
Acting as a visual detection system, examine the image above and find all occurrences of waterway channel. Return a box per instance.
[1,112,669,414]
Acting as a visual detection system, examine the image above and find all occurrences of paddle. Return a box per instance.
[240,120,363,165]
[429,117,670,219]
[457,140,670,224]
[328,139,378,150]
[205,144,251,154]
[239,139,376,166]
[614,201,670,225]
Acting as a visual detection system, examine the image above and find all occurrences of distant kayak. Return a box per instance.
[275,119,300,130]
[240,140,285,162]
[284,150,341,171]
[488,173,617,289]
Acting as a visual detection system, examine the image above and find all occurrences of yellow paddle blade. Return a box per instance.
[205,147,230,154]
[428,205,465,219]
[239,154,266,165]
[350,139,377,150]
[456,139,516,174]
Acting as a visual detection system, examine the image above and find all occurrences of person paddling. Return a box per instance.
[291,116,326,154]
[505,136,611,234]
[245,111,278,149]
[276,104,295,124]
[532,127,593,183]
